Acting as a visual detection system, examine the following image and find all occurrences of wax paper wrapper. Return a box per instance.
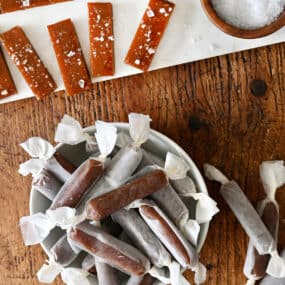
[69,222,151,276]
[19,136,74,182]
[95,259,120,285]
[112,208,171,268]
[244,161,285,284]
[75,113,151,215]
[204,164,285,278]
[126,199,207,284]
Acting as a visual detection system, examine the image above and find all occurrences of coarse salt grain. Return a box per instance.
[211,0,285,29]
[67,51,75,57]
[1,90,8,96]
[78,79,85,88]
[134,59,140,65]
[147,8,155,18]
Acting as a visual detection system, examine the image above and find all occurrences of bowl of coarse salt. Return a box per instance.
[201,0,285,39]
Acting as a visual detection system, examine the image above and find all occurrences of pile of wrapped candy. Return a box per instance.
[18,113,219,285]
[204,162,285,284]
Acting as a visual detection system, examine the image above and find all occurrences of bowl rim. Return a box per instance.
[200,0,285,39]
[30,122,209,255]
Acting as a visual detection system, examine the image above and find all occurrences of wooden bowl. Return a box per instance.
[201,0,285,39]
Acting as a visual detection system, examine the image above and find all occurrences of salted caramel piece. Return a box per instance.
[88,2,115,77]
[0,0,70,13]
[0,26,56,100]
[48,19,92,96]
[86,169,168,221]
[125,0,175,71]
[0,0,22,13]
[0,48,17,98]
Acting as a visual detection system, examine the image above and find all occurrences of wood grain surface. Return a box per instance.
[0,42,284,285]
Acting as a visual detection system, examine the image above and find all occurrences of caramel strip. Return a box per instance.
[0,48,17,98]
[70,226,148,276]
[140,205,191,265]
[125,0,175,71]
[0,0,70,13]
[48,19,92,96]
[50,159,104,210]
[0,26,56,99]
[86,169,168,221]
[88,2,115,77]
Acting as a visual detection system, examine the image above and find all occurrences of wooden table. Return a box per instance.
[0,42,284,285]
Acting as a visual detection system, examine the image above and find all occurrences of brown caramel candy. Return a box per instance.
[0,0,70,14]
[140,205,191,265]
[86,169,168,221]
[50,159,104,210]
[0,26,56,99]
[0,48,17,98]
[48,18,92,96]
[70,227,147,276]
[88,2,115,77]
[125,0,175,71]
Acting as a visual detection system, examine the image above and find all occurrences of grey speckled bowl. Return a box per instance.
[30,123,209,258]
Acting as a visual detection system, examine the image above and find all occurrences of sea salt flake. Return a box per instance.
[78,80,85,89]
[159,8,166,14]
[67,51,76,57]
[1,90,8,96]
[134,59,141,65]
[147,8,155,18]
[148,48,155,54]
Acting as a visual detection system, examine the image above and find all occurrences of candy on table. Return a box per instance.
[0,47,17,98]
[19,137,76,183]
[69,222,150,276]
[0,0,70,14]
[125,0,175,71]
[126,274,155,285]
[19,121,117,246]
[88,2,115,77]
[32,169,63,201]
[48,18,92,96]
[95,259,120,285]
[112,208,171,268]
[0,26,56,100]
[82,254,97,274]
[244,161,285,284]
[259,248,285,285]
[75,113,151,215]
[204,164,285,279]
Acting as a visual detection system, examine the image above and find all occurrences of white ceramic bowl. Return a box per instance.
[30,123,209,258]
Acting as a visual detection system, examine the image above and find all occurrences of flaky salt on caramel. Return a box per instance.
[0,26,56,100]
[88,3,115,77]
[125,0,175,72]
[0,48,17,98]
[0,0,70,14]
[48,19,92,96]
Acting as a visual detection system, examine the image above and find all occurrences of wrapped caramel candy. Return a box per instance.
[19,121,117,246]
[69,222,150,276]
[19,136,76,183]
[95,259,119,285]
[204,164,285,279]
[86,152,189,221]
[244,161,285,284]
[112,209,171,268]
